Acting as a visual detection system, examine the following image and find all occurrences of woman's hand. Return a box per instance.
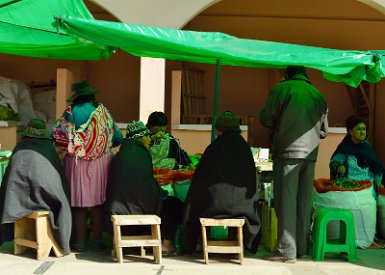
[375,181,384,189]
[337,165,346,176]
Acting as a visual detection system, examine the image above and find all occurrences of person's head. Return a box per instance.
[346,115,367,144]
[67,80,99,106]
[146,111,168,134]
[215,111,241,135]
[126,120,152,149]
[17,118,49,139]
[284,66,308,80]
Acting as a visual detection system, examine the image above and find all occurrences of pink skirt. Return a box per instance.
[64,154,112,207]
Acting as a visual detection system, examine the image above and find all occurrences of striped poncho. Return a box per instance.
[51,104,116,160]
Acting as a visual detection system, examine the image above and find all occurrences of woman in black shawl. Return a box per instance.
[0,118,71,254]
[105,120,182,255]
[182,111,261,254]
[330,115,384,197]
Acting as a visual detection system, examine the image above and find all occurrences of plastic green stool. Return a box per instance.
[312,208,357,262]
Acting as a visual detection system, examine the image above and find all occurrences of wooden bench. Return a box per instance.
[111,215,162,264]
[200,218,245,264]
[14,211,64,260]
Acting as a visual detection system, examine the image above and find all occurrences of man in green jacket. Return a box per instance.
[259,66,328,263]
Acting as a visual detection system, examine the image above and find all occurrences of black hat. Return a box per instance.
[66,80,99,102]
[285,66,308,79]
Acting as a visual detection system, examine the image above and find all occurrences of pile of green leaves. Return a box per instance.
[0,104,20,121]
[333,178,361,188]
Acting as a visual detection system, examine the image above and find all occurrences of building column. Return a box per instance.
[139,57,166,122]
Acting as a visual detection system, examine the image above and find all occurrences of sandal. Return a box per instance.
[162,249,178,256]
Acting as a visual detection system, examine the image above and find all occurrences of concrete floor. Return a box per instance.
[1,241,385,275]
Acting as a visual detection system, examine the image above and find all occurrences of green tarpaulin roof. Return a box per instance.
[1,1,384,87]
[57,16,385,87]
[0,0,112,60]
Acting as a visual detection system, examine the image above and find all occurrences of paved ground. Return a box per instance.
[1,241,385,275]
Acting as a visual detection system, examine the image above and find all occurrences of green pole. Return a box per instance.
[211,59,221,141]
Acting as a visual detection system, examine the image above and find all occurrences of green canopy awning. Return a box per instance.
[0,0,113,60]
[57,16,385,87]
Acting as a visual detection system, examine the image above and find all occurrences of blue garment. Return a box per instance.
[72,103,95,130]
[331,153,381,198]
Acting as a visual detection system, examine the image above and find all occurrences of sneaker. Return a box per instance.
[264,254,296,264]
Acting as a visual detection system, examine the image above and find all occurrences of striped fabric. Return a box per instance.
[52,104,116,160]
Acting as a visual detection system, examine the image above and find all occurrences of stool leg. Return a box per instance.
[237,226,244,264]
[14,218,31,255]
[151,224,162,264]
[140,247,146,257]
[201,225,209,264]
[345,220,357,263]
[312,218,326,261]
[46,220,64,257]
[36,216,53,260]
[113,224,123,263]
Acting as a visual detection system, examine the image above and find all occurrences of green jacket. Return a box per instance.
[259,74,328,160]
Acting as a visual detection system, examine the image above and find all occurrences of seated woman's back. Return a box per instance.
[182,111,261,254]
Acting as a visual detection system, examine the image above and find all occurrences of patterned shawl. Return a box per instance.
[51,104,116,160]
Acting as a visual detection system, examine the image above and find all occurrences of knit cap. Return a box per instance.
[126,120,151,139]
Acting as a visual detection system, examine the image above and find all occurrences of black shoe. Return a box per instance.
[264,254,296,264]
[71,240,87,252]
[93,240,105,252]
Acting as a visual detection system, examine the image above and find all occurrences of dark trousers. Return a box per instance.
[273,159,315,258]
[160,196,183,240]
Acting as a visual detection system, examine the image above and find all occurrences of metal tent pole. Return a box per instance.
[211,59,221,141]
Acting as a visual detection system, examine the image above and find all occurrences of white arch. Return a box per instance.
[358,0,385,15]
[92,0,385,30]
[91,0,221,28]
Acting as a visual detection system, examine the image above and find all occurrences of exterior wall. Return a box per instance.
[0,54,86,85]
[1,0,385,167]
[375,81,385,162]
[316,130,347,179]
[0,52,139,124]
[86,52,141,123]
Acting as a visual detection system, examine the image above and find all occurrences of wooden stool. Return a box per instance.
[14,211,64,260]
[199,218,245,264]
[111,215,162,264]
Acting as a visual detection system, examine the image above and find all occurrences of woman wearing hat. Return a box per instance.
[330,115,384,197]
[182,111,261,254]
[105,120,183,255]
[51,80,123,252]
[0,118,72,254]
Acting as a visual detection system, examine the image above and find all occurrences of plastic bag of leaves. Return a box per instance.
[0,104,20,121]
